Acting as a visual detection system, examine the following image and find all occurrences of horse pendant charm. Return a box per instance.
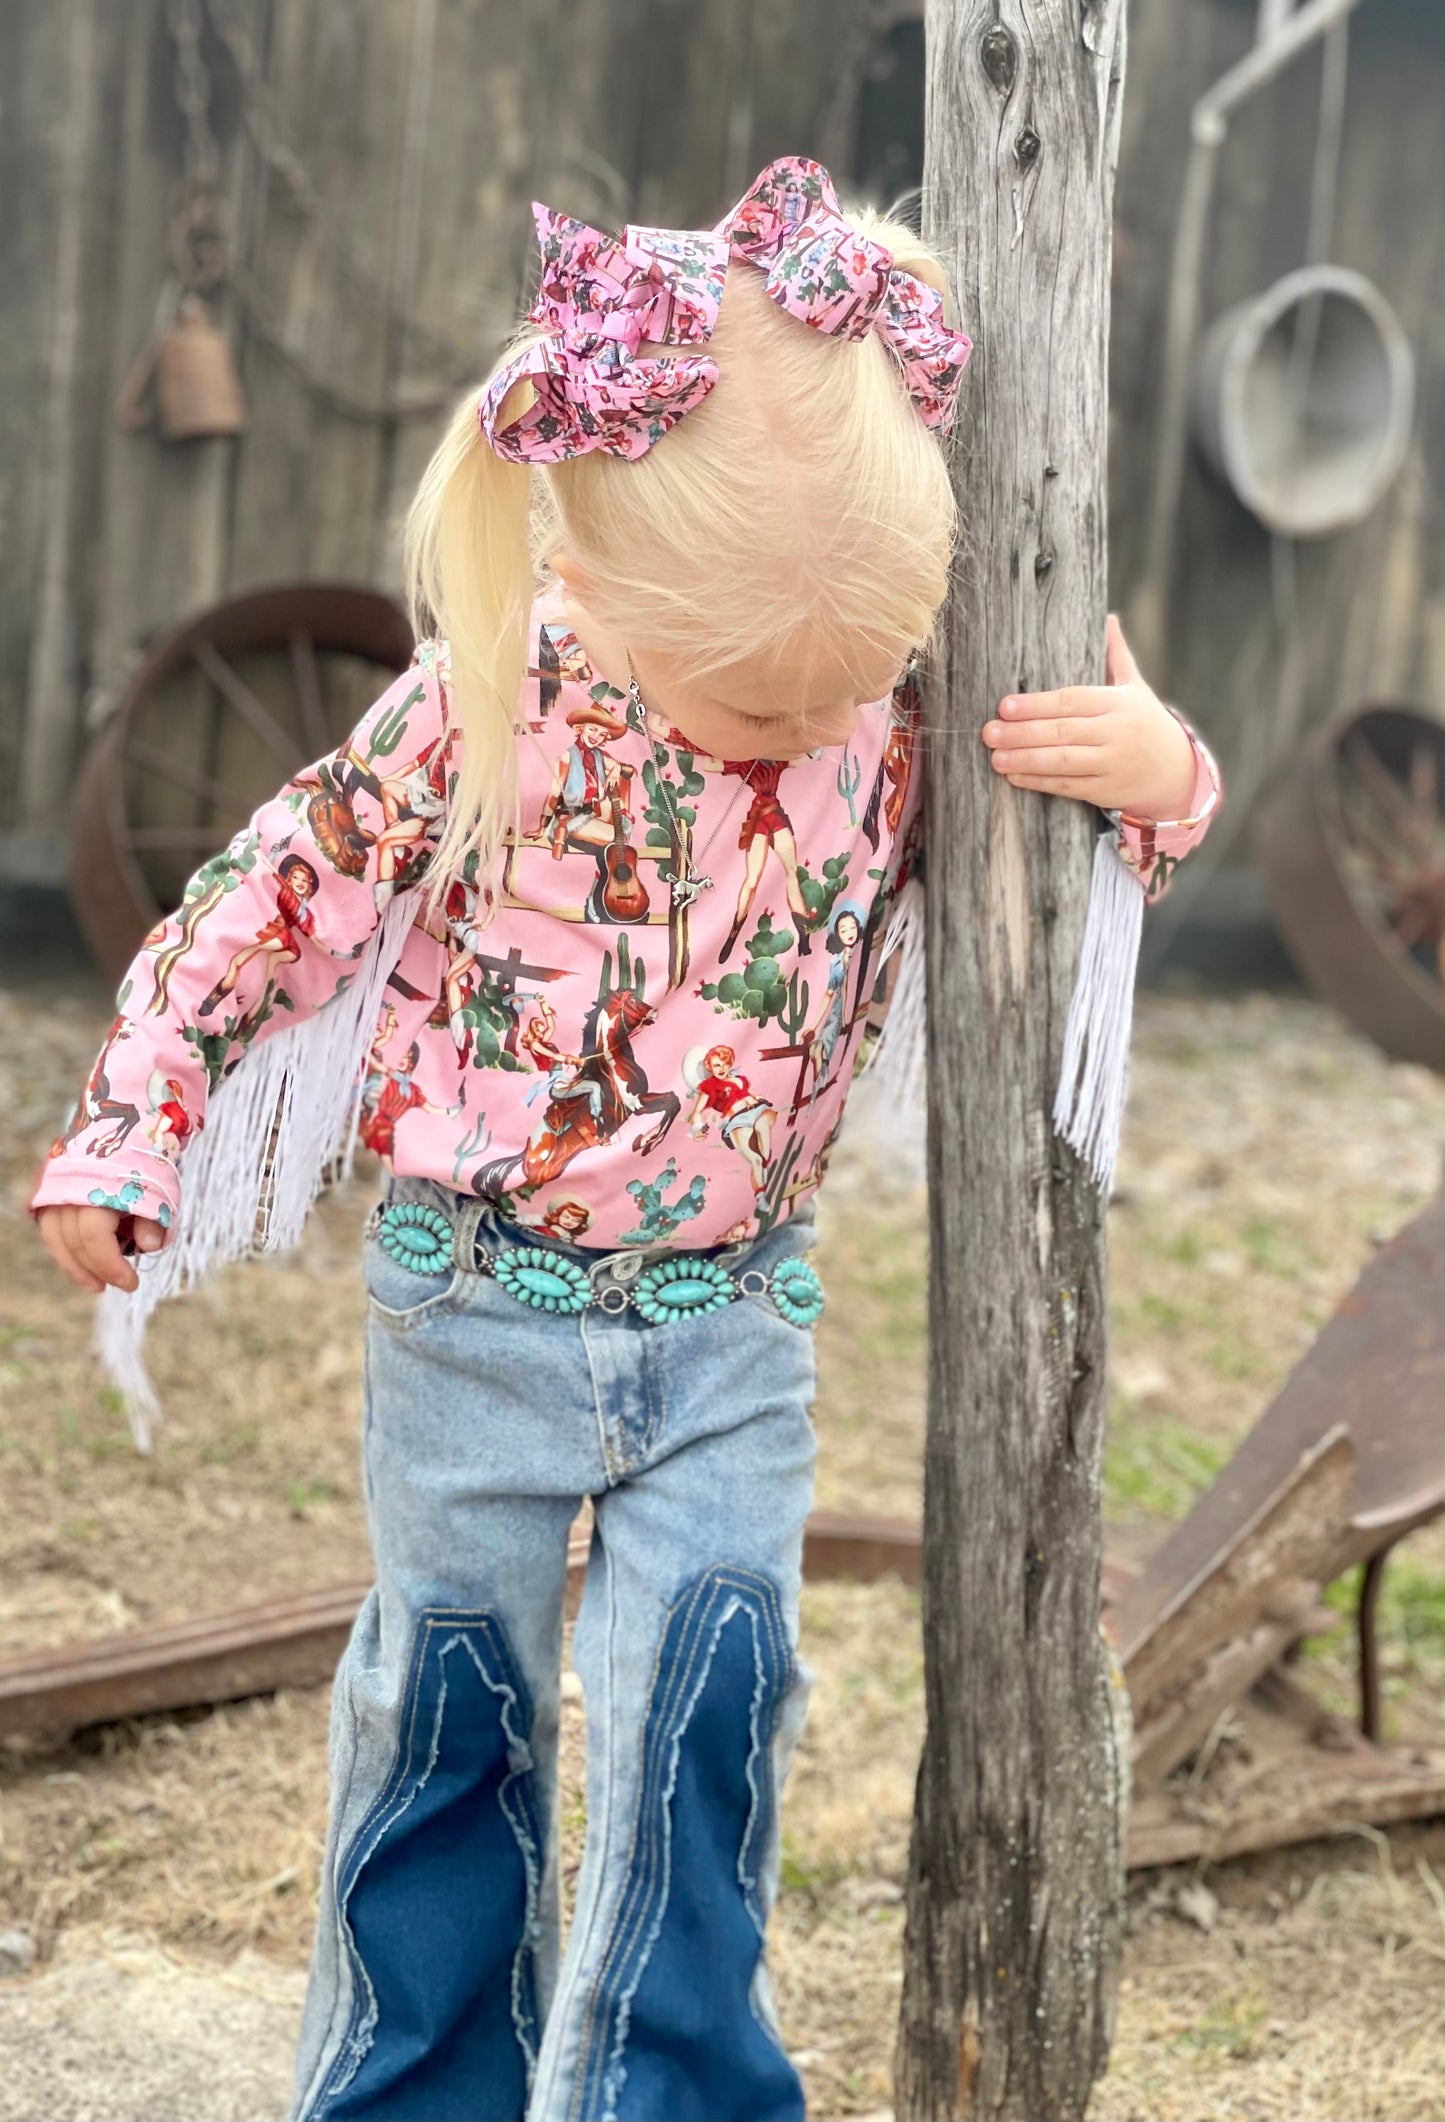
[670,871,712,911]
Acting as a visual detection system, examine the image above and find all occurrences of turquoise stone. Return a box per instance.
[658,1278,720,1308]
[771,1257,825,1326]
[633,1255,733,1322]
[492,1245,591,1315]
[516,1265,575,1301]
[378,1201,454,1274]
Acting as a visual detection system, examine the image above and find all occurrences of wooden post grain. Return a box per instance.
[897,2,1129,2115]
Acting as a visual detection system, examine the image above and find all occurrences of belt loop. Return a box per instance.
[451,1197,487,1274]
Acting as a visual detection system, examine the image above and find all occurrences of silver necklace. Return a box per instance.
[624,663,759,912]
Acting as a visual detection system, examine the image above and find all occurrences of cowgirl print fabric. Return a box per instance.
[29,580,1219,1252]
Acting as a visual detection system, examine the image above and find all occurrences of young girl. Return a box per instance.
[31,157,1220,2122]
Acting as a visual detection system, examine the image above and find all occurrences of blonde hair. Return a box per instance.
[404,194,959,927]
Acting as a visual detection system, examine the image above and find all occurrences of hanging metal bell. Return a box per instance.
[153,293,247,440]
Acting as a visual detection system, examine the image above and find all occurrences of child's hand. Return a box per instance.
[980,614,1198,821]
[36,1204,167,1294]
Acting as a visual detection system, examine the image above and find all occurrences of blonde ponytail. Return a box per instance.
[403,376,536,929]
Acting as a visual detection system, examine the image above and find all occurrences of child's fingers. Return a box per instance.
[989,743,1109,779]
[984,713,1109,752]
[996,686,1115,723]
[1001,773,1105,797]
[38,1209,104,1294]
[1105,612,1142,688]
[71,1207,141,1293]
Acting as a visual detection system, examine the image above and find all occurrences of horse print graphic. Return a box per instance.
[476,939,679,1200]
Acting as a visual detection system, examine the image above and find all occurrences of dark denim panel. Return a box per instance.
[572,1566,805,2122]
[313,1611,543,2122]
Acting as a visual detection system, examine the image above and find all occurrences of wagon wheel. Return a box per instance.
[69,584,416,983]
[1257,703,1445,1071]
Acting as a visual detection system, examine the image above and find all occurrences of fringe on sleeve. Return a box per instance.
[96,893,418,1451]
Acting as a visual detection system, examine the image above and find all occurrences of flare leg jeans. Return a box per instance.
[290,1180,819,2122]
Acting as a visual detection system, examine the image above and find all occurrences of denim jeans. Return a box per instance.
[290,1174,819,2122]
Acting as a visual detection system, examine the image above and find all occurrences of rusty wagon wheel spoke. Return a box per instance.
[1260,701,1445,1070]
[126,735,247,812]
[289,630,329,760]
[68,585,417,981]
[192,641,301,767]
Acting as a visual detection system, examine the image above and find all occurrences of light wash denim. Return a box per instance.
[290,1173,819,2122]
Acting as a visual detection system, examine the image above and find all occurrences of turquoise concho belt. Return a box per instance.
[366,1198,825,1329]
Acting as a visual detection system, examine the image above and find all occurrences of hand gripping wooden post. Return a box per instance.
[896,3,1130,2117]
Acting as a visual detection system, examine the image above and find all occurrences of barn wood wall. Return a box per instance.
[1110,0,1445,897]
[10,0,1440,897]
[0,0,875,866]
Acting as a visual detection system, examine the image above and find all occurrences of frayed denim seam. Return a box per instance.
[492,1650,546,2093]
[744,1653,810,2043]
[359,1338,374,1514]
[309,1610,544,2118]
[597,1573,791,2121]
[294,1614,370,2122]
[566,1564,791,2122]
[529,1527,619,2118]
[311,1615,445,2116]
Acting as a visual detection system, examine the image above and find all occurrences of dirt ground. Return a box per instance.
[3,969,1445,2120]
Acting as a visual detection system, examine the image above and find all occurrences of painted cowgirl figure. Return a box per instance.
[32,158,1221,2122]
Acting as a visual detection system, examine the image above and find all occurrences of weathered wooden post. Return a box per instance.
[895,1,1129,2117]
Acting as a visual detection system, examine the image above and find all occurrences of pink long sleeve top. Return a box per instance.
[30,580,1222,1252]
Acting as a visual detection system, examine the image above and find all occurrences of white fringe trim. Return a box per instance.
[1051,833,1146,1195]
[96,894,418,1452]
[860,873,927,1128]
[852,839,1146,1196]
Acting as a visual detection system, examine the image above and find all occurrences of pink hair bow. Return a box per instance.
[480,208,728,464]
[720,157,973,431]
[479,157,973,465]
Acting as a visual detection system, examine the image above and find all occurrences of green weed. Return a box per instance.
[199,1422,263,1466]
[285,1477,336,1518]
[1203,1328,1271,1382]
[1104,1408,1229,1520]
[1172,1989,1269,2061]
[54,1396,131,1461]
[1241,1213,1308,1275]
[1313,1556,1445,1681]
[778,1844,851,1899]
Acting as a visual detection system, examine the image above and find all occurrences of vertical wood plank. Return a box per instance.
[747,0,877,183]
[19,0,102,834]
[91,0,249,684]
[224,0,412,590]
[376,0,656,580]
[0,0,68,834]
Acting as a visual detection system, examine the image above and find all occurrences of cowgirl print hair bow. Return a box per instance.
[722,158,972,430]
[480,154,973,464]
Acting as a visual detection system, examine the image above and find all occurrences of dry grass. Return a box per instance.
[1099,1825,1445,2121]
[5,973,1445,2115]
